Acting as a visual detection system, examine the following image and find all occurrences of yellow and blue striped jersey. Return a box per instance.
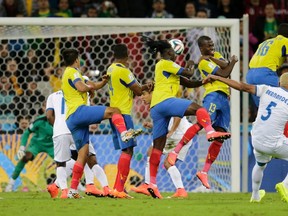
[249,35,288,71]
[61,66,88,119]
[107,63,136,115]
[151,59,184,108]
[198,51,229,97]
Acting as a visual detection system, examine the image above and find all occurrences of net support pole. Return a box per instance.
[241,14,249,193]
[230,19,241,192]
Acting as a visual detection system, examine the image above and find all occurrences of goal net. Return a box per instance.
[0,18,240,192]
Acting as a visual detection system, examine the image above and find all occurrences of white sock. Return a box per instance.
[282,174,288,189]
[84,164,94,185]
[65,159,75,177]
[167,166,184,189]
[251,163,266,199]
[56,167,68,189]
[91,164,108,187]
[144,156,150,184]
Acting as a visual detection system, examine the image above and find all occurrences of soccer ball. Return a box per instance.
[169,39,184,55]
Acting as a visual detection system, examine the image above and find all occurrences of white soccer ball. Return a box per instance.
[169,39,184,55]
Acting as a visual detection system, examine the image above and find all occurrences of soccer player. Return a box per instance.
[61,48,141,198]
[144,39,231,199]
[204,73,288,203]
[5,104,54,192]
[246,23,288,107]
[185,35,237,189]
[106,44,150,198]
[131,89,193,198]
[46,90,111,199]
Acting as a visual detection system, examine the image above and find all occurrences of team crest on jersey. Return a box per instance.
[74,72,80,79]
[128,73,134,81]
[208,62,215,69]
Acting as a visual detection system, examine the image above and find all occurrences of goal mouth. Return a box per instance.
[0,17,240,192]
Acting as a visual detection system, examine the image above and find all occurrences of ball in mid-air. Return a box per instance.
[169,39,184,55]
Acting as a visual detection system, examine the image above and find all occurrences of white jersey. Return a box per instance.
[251,85,288,147]
[46,91,71,138]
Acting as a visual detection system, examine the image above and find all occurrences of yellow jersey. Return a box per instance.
[151,59,184,108]
[198,52,230,97]
[249,35,288,71]
[61,66,88,119]
[107,63,136,115]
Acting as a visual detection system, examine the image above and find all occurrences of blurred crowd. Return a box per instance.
[1,0,288,133]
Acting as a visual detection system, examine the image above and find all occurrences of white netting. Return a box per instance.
[0,18,239,192]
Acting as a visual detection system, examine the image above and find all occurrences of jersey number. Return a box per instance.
[208,103,217,113]
[261,101,277,121]
[256,40,274,56]
[61,97,65,114]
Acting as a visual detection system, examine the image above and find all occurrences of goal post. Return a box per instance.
[0,18,241,192]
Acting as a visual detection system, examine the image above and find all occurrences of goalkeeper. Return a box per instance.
[5,111,54,192]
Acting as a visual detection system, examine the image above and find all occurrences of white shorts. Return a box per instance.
[53,134,75,162]
[161,136,192,161]
[252,135,288,163]
[53,134,96,162]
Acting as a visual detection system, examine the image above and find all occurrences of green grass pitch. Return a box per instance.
[0,192,287,216]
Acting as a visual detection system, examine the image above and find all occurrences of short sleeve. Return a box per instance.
[163,60,183,75]
[121,69,136,86]
[256,85,269,97]
[46,94,54,111]
[199,59,219,76]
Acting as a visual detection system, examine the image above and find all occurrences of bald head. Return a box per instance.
[279,73,288,88]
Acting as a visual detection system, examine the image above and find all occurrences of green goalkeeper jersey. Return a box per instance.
[20,115,53,147]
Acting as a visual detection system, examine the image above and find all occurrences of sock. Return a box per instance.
[8,178,15,185]
[174,124,201,153]
[196,108,214,133]
[203,140,223,172]
[167,166,184,189]
[65,159,75,177]
[112,113,127,134]
[283,174,288,189]
[84,164,94,185]
[56,166,67,189]
[251,163,266,200]
[149,148,162,185]
[91,164,108,187]
[70,162,84,190]
[114,152,132,192]
[144,156,150,184]
[11,160,26,180]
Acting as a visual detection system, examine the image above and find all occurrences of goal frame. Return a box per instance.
[0,17,241,192]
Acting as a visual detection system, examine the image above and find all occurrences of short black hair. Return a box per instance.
[112,44,128,59]
[278,23,288,38]
[197,35,211,48]
[277,63,288,77]
[62,48,79,66]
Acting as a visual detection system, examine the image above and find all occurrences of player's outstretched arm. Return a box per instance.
[204,74,256,94]
[214,55,238,78]
[180,76,203,88]
[87,74,109,91]
[181,60,195,78]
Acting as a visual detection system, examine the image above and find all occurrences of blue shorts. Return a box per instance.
[66,105,106,150]
[150,98,192,140]
[246,67,279,107]
[109,114,136,150]
[202,91,230,132]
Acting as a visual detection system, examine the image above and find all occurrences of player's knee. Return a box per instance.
[104,107,121,118]
[87,155,97,167]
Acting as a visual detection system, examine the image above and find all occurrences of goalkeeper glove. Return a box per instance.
[17,146,25,160]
